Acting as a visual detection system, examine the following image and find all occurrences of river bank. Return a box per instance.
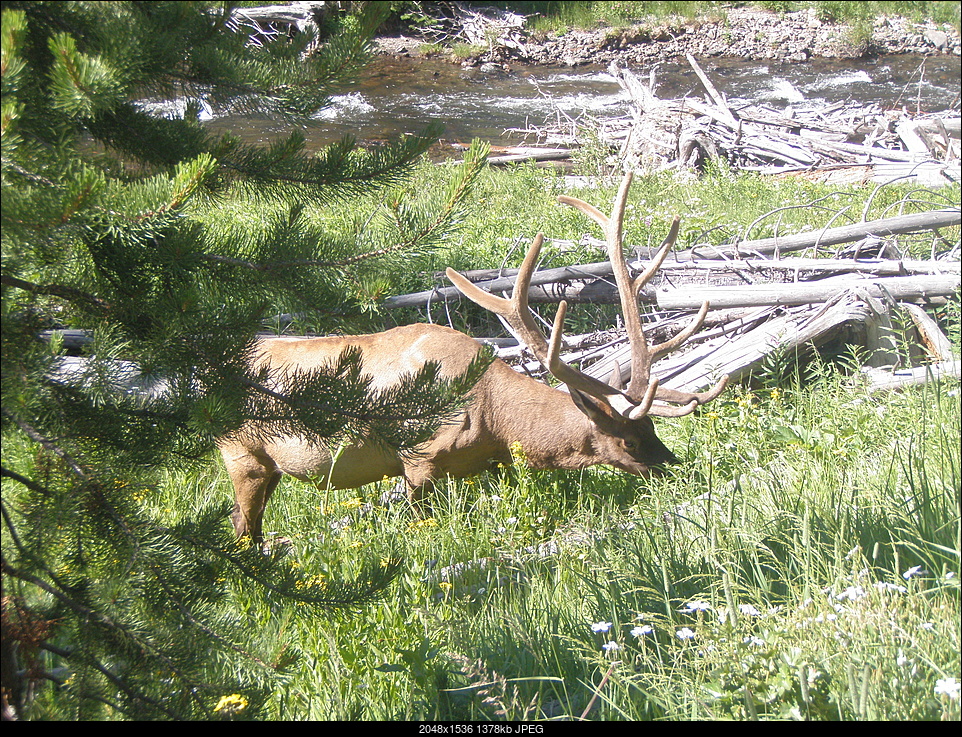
[373,6,961,68]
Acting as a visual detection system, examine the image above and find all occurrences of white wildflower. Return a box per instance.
[875,582,907,593]
[680,601,711,613]
[739,604,762,617]
[903,565,926,580]
[631,625,654,638]
[835,585,866,601]
[591,621,612,633]
[934,677,960,700]
[602,641,622,652]
[676,627,696,640]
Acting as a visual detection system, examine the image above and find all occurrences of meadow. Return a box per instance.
[4,161,958,720]
[167,163,961,720]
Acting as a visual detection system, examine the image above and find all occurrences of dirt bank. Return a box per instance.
[374,7,960,68]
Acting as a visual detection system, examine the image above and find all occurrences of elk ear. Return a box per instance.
[607,360,625,391]
[569,388,623,434]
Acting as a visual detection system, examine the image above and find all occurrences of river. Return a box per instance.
[188,53,960,154]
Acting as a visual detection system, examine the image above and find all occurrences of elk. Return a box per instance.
[218,172,728,541]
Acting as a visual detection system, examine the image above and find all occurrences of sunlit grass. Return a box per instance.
[6,158,958,720]
[137,356,960,720]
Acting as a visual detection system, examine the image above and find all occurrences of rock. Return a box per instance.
[925,29,949,50]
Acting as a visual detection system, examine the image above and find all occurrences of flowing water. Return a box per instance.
[186,54,959,153]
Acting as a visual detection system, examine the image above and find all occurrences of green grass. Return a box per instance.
[137,353,959,720]
[512,1,961,34]
[181,165,962,719]
[249,160,959,335]
[4,164,959,720]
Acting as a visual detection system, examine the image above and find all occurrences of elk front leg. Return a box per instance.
[402,461,438,515]
[220,446,282,542]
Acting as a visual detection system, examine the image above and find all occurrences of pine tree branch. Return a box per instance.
[145,561,276,671]
[0,496,91,606]
[1,408,90,480]
[4,485,219,717]
[30,651,128,715]
[200,254,344,270]
[166,528,403,609]
[1,274,110,310]
[0,555,188,720]
[2,487,251,715]
[0,466,53,497]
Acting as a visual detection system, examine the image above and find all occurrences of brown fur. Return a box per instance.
[218,323,677,541]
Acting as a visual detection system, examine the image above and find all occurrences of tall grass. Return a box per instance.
[5,165,959,719]
[229,166,958,720]
[141,353,959,720]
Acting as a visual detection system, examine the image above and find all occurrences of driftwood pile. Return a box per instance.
[389,204,960,393]
[227,1,329,49]
[509,55,961,188]
[611,56,960,187]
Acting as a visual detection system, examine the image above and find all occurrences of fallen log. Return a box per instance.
[586,296,876,393]
[383,209,960,309]
[654,274,960,311]
[442,256,959,283]
[900,302,955,361]
[862,360,961,391]
[688,209,961,260]
[485,148,571,166]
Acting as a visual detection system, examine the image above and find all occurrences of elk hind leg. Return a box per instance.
[221,447,282,542]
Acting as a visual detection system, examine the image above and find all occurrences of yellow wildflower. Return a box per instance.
[408,517,438,532]
[214,693,249,717]
[509,441,527,463]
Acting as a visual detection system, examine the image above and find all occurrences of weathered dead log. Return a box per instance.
[899,302,956,361]
[383,260,622,308]
[686,209,961,259]
[443,256,959,284]
[485,148,571,166]
[229,2,327,46]
[588,296,876,393]
[862,360,961,391]
[685,54,737,128]
[654,274,960,311]
[384,209,960,309]
[645,257,961,277]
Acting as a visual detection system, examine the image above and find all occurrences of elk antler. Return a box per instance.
[446,234,649,419]
[557,171,728,417]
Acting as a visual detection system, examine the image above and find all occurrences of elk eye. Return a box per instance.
[624,440,637,451]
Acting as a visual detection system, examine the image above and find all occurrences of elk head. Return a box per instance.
[446,172,728,473]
